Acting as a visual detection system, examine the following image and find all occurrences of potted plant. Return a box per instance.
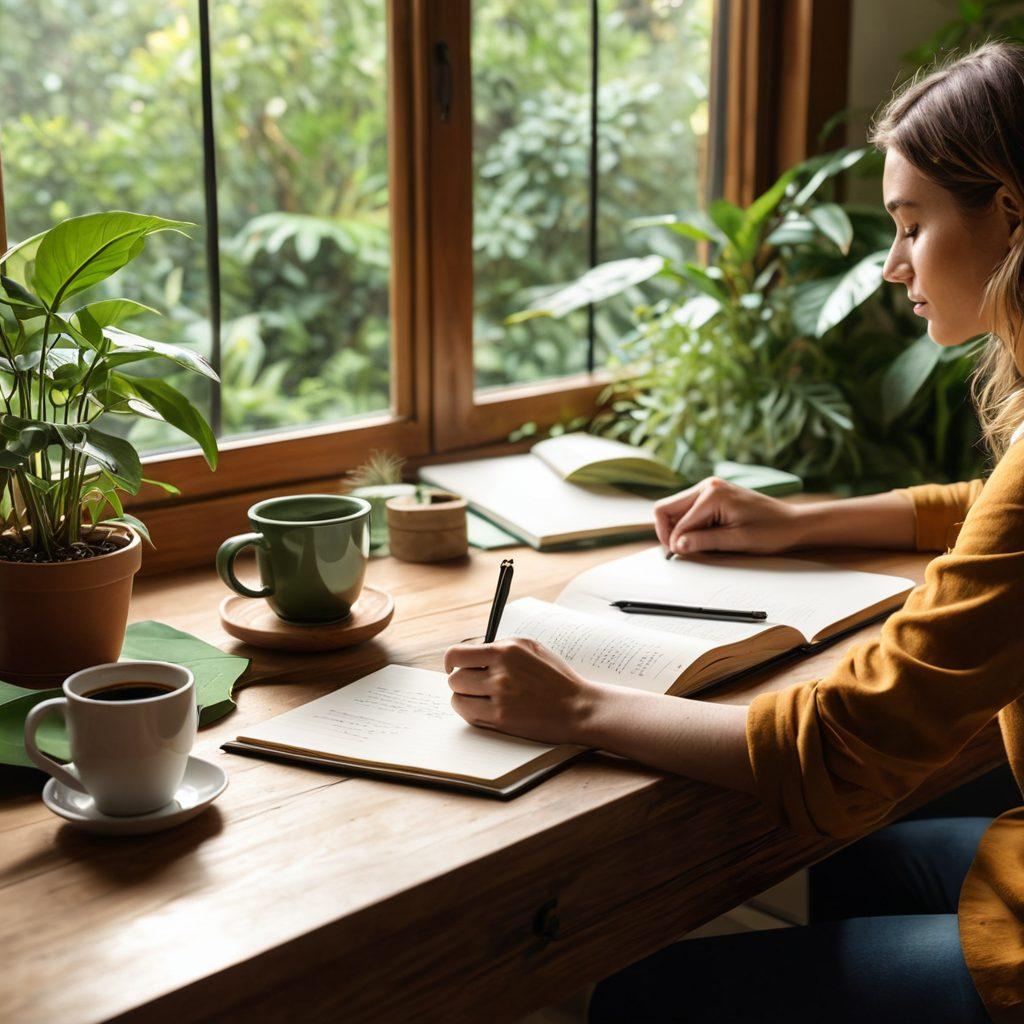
[0,211,218,687]
[346,450,415,551]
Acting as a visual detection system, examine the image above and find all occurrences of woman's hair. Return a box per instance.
[869,40,1024,458]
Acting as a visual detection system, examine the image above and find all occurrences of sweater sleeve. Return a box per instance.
[898,479,985,551]
[747,445,1024,839]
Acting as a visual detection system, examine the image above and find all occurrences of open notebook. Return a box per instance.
[225,547,914,798]
[420,433,801,549]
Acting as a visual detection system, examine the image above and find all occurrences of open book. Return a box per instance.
[420,433,801,549]
[531,433,801,494]
[225,547,914,798]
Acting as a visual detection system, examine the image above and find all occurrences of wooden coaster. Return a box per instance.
[219,586,394,652]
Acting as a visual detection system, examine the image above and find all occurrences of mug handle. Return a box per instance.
[24,698,87,794]
[217,532,274,599]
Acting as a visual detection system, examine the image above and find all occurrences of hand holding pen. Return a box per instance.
[445,555,598,743]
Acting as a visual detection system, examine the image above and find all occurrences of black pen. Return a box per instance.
[484,558,514,642]
[610,599,767,623]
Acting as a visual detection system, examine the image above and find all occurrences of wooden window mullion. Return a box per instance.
[722,0,851,207]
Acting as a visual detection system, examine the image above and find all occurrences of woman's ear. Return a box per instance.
[995,186,1024,241]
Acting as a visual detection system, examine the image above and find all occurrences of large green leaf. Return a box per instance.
[120,621,249,724]
[736,167,799,258]
[677,262,729,303]
[627,211,726,247]
[672,295,721,329]
[788,276,841,336]
[880,333,941,424]
[74,298,160,330]
[0,275,45,320]
[117,373,218,469]
[0,231,45,287]
[0,683,65,767]
[815,251,887,337]
[808,204,854,254]
[793,147,872,208]
[0,622,249,768]
[767,216,819,248]
[102,326,219,381]
[0,415,58,458]
[57,424,143,492]
[31,212,192,308]
[708,198,744,248]
[506,255,665,322]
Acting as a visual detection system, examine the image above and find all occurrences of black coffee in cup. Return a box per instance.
[83,682,177,702]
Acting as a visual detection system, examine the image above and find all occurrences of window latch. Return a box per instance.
[435,41,452,122]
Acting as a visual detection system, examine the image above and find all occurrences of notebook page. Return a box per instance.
[556,546,914,643]
[531,433,663,479]
[495,596,717,692]
[238,665,558,782]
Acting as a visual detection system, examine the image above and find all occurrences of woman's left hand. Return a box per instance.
[443,637,598,745]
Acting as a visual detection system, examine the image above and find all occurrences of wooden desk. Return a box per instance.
[0,543,1006,1024]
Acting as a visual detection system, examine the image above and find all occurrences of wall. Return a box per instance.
[845,0,956,202]
[847,0,956,143]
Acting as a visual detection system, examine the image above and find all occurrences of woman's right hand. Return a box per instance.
[653,476,806,556]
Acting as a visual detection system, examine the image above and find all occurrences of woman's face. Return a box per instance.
[882,148,1016,345]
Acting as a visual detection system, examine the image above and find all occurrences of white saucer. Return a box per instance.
[42,755,228,836]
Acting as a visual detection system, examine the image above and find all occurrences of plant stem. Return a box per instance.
[37,312,51,421]
[16,468,53,556]
[6,475,27,540]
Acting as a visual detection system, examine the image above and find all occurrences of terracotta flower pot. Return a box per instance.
[0,528,142,689]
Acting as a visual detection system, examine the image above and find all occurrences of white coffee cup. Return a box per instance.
[24,661,197,816]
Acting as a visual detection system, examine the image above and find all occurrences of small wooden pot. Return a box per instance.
[385,490,468,563]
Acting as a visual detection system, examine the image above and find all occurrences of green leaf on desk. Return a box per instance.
[120,620,248,726]
[0,683,65,767]
[0,621,249,769]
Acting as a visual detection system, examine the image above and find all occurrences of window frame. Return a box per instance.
[0,0,849,574]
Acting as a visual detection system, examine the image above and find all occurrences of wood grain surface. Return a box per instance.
[0,541,1006,1024]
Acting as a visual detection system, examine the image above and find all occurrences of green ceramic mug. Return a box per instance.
[216,494,371,623]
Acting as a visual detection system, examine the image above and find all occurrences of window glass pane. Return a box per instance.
[212,0,392,438]
[0,0,211,455]
[472,0,714,390]
[595,0,713,365]
[473,1,591,390]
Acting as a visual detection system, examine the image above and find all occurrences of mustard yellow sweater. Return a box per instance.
[747,447,1024,1023]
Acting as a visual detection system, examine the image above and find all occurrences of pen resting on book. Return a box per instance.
[611,599,768,624]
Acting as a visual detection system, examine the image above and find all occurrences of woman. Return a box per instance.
[445,42,1024,1023]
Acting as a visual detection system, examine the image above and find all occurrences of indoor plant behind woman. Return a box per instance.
[444,42,1024,1023]
[0,212,218,687]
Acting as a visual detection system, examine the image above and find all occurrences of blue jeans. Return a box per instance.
[587,765,1018,1023]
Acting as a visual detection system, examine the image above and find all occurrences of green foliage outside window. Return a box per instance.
[1,0,715,450]
[473,0,713,387]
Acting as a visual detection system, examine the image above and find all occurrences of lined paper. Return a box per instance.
[496,596,713,692]
[238,665,559,781]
